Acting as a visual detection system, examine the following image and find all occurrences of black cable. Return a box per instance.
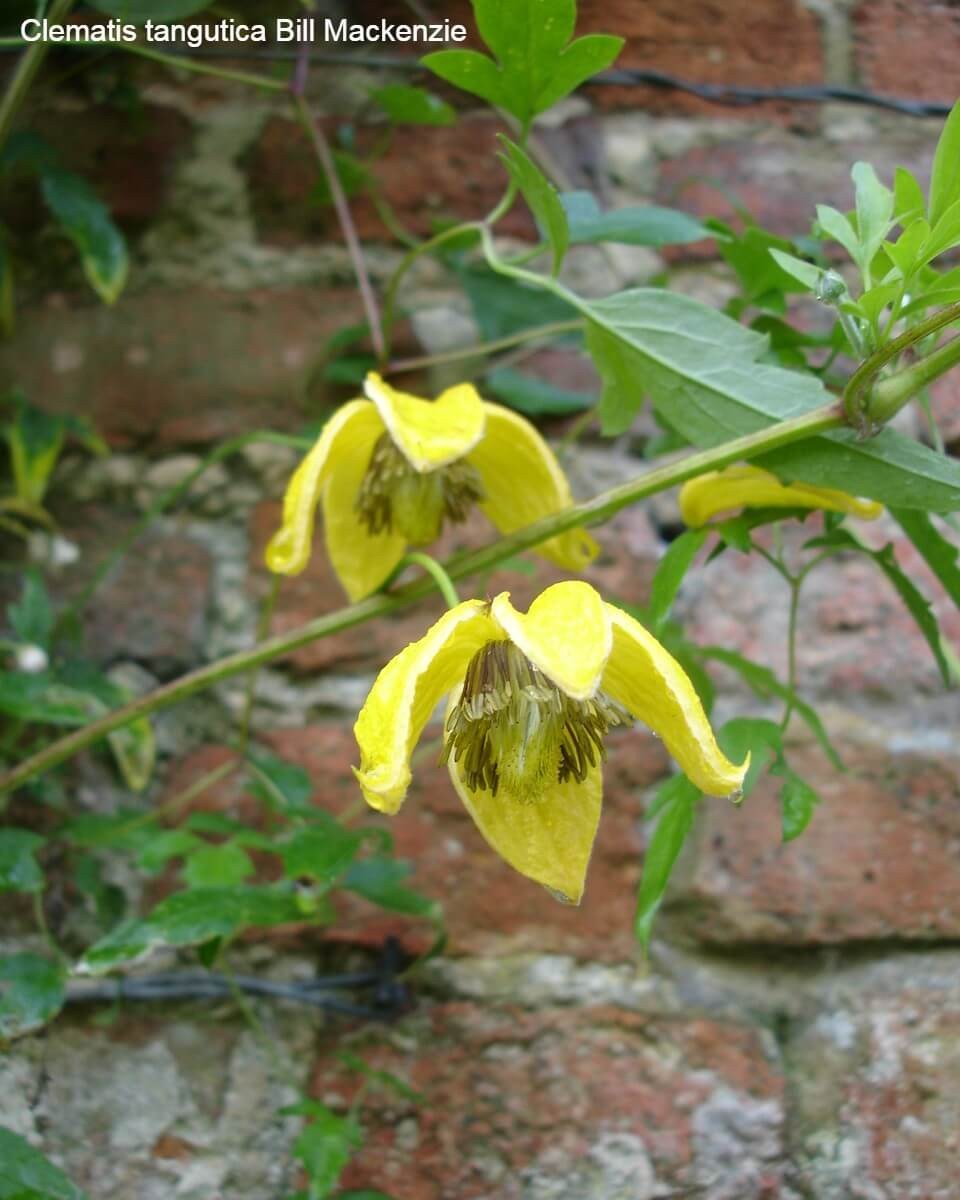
[0,40,952,118]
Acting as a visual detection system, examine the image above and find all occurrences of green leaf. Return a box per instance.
[561,191,711,247]
[310,151,370,207]
[182,842,255,888]
[0,953,66,1038]
[371,84,456,126]
[246,747,314,815]
[343,858,440,920]
[423,0,622,123]
[86,0,212,20]
[0,1127,88,1200]
[815,204,861,263]
[59,810,156,854]
[584,318,646,435]
[79,885,306,972]
[0,235,13,338]
[929,99,960,227]
[280,821,366,885]
[851,161,894,269]
[894,167,925,222]
[919,197,960,266]
[497,136,568,275]
[0,672,86,726]
[284,1099,362,1200]
[136,829,201,872]
[3,392,66,506]
[891,508,960,609]
[756,426,960,514]
[699,647,844,769]
[780,771,820,842]
[634,774,698,950]
[456,264,576,341]
[40,168,128,305]
[648,529,707,633]
[0,828,44,893]
[7,569,53,649]
[806,527,953,687]
[338,1050,424,1103]
[768,248,823,293]
[484,366,591,416]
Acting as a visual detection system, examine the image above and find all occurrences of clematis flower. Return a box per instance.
[353,581,748,904]
[679,464,883,528]
[265,372,597,601]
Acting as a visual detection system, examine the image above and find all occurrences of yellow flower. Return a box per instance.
[679,464,884,528]
[354,581,748,904]
[265,372,597,601]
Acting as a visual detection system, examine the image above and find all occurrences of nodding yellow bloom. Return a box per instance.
[354,581,748,904]
[265,372,597,601]
[679,465,884,528]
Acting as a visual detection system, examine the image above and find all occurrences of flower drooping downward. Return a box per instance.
[354,581,748,903]
[679,464,884,528]
[265,372,597,601]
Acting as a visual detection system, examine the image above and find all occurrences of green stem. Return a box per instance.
[386,318,582,375]
[780,575,802,731]
[120,43,288,92]
[0,399,843,797]
[237,576,281,755]
[380,221,482,361]
[399,552,460,609]
[870,332,960,424]
[0,0,75,153]
[844,300,960,432]
[58,431,311,629]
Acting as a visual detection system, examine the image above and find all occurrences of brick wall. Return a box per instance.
[2,2,960,1197]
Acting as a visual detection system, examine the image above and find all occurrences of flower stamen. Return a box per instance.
[354,433,484,545]
[441,641,632,801]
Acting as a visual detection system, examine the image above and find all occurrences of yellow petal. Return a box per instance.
[679,464,884,528]
[265,400,384,576]
[491,581,612,701]
[447,721,602,904]
[364,372,485,471]
[601,606,748,798]
[466,403,598,571]
[321,443,408,603]
[353,600,499,814]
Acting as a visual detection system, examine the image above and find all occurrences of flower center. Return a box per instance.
[441,640,633,802]
[354,433,485,545]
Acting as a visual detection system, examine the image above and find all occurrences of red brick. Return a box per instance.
[245,113,533,245]
[0,288,368,449]
[854,0,960,103]
[309,1002,785,1200]
[667,737,960,946]
[577,0,825,119]
[162,722,671,961]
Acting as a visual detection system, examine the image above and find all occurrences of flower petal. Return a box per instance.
[265,400,384,576]
[491,581,612,701]
[467,403,598,570]
[364,372,486,471]
[321,448,409,603]
[447,728,602,904]
[601,606,748,798]
[353,600,499,814]
[679,464,884,527]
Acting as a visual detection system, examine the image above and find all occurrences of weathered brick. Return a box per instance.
[0,288,367,448]
[667,734,960,946]
[787,956,960,1199]
[310,1002,786,1200]
[854,0,960,103]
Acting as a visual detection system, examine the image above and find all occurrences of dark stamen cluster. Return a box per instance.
[441,640,632,799]
[354,432,484,541]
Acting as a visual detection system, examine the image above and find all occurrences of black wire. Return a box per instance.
[0,39,952,118]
